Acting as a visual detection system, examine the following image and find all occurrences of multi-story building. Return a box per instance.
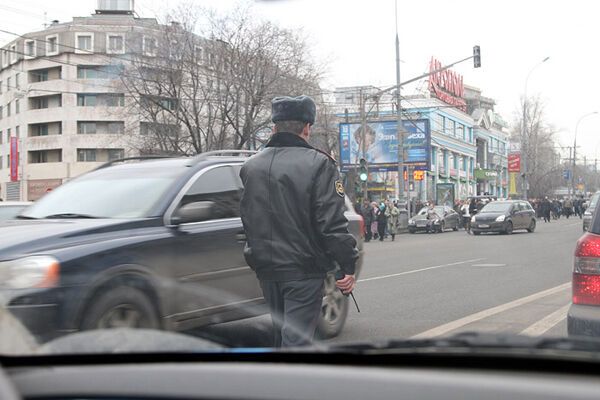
[0,0,161,200]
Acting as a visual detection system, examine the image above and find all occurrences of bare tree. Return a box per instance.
[511,96,561,198]
[118,3,324,155]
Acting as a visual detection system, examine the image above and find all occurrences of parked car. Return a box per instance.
[583,191,600,232]
[0,201,32,220]
[470,200,536,235]
[408,205,460,233]
[0,153,364,343]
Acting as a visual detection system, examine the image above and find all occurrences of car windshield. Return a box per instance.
[480,202,512,213]
[21,166,182,219]
[3,0,600,380]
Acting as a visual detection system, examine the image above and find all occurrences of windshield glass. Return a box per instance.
[2,0,600,367]
[21,168,180,219]
[480,202,512,213]
[0,206,27,220]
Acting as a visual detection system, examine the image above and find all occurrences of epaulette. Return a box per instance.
[315,148,337,164]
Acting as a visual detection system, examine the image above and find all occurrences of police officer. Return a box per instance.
[240,95,359,347]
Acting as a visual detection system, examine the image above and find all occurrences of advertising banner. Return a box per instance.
[509,172,518,195]
[436,183,455,207]
[10,136,18,182]
[474,168,498,180]
[508,152,521,173]
[339,119,431,172]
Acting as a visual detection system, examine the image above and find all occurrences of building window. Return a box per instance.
[25,40,35,58]
[108,121,124,134]
[77,149,97,162]
[107,149,124,161]
[0,131,2,144]
[78,122,97,134]
[107,34,124,54]
[75,33,94,53]
[6,102,10,117]
[6,155,9,168]
[34,124,48,136]
[77,65,122,79]
[457,124,465,140]
[15,126,19,138]
[15,99,19,114]
[0,106,2,119]
[33,69,48,82]
[445,119,455,136]
[105,94,125,107]
[0,156,2,169]
[6,76,10,91]
[77,94,97,107]
[143,36,157,56]
[15,73,20,89]
[7,128,11,141]
[1,49,7,67]
[0,80,2,94]
[46,35,58,55]
[10,44,16,63]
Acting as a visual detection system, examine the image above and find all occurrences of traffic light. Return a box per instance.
[473,45,481,68]
[359,158,368,182]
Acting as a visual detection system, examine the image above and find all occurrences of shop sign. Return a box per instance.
[27,179,62,201]
[474,168,498,180]
[428,57,467,112]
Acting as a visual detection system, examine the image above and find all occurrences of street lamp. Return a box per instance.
[522,56,550,200]
[572,111,599,196]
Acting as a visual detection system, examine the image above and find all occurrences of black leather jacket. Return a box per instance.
[240,132,359,281]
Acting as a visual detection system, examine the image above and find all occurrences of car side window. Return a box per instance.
[179,165,242,220]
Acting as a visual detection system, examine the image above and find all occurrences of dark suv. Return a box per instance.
[0,152,364,343]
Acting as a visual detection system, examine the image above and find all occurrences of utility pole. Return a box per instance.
[395,0,406,214]
[359,89,368,200]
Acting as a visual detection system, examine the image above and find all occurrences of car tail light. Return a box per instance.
[573,232,600,305]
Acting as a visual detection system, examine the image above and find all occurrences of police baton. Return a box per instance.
[334,269,360,313]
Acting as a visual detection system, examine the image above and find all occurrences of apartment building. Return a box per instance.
[0,0,159,200]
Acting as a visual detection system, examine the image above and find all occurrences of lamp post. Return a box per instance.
[522,56,550,200]
[572,111,598,196]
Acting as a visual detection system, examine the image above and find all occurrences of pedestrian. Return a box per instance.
[376,202,387,241]
[425,202,439,233]
[541,197,552,223]
[461,200,471,232]
[361,199,374,242]
[564,198,573,219]
[239,95,359,347]
[385,200,400,241]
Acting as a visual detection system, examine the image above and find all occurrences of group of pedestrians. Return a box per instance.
[358,199,401,242]
[529,196,587,222]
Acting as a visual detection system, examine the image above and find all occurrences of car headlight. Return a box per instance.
[0,256,60,289]
[585,211,592,216]
[408,219,415,225]
[471,216,476,223]
[495,215,506,222]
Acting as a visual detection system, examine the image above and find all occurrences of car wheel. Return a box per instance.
[81,286,160,331]
[527,219,536,233]
[316,274,349,339]
[505,221,513,235]
[438,222,445,233]
[409,228,416,234]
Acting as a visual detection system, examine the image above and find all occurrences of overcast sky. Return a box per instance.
[1,0,598,163]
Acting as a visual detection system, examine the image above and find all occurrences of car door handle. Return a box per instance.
[236,233,247,243]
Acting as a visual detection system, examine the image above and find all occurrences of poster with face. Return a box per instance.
[339,119,430,171]
[436,183,455,207]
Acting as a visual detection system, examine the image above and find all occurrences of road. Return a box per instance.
[199,216,583,346]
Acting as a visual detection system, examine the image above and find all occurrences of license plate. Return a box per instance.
[478,224,490,228]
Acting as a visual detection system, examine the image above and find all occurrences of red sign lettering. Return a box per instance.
[508,152,521,173]
[428,57,466,111]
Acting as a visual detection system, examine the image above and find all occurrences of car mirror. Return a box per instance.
[172,201,215,225]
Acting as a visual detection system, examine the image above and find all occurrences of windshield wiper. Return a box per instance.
[15,215,38,219]
[43,213,100,219]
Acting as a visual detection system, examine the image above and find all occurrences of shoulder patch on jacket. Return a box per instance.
[335,180,345,197]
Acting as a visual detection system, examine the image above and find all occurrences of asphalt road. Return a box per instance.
[198,216,584,347]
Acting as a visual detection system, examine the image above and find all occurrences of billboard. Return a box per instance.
[508,152,521,173]
[10,137,18,182]
[339,119,430,172]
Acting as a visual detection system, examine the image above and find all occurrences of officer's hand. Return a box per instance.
[336,274,356,294]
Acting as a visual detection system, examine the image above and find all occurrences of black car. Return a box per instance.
[408,205,460,233]
[0,153,364,342]
[470,200,536,235]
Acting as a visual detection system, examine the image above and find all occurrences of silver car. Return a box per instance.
[584,192,600,231]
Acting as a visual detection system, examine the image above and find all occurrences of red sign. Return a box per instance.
[413,170,425,181]
[10,137,18,182]
[508,152,521,173]
[428,57,467,112]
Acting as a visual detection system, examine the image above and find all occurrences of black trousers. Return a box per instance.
[365,222,372,241]
[377,221,386,240]
[259,278,324,347]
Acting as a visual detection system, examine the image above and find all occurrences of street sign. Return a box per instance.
[563,169,571,180]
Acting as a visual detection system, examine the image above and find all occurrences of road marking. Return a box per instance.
[472,263,507,267]
[520,304,570,336]
[357,258,486,283]
[411,282,571,339]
